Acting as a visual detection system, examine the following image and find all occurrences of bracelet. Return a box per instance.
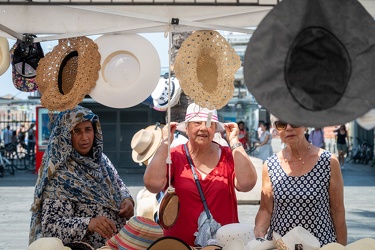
[230,142,243,151]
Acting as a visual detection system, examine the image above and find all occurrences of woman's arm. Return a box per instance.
[254,162,273,238]
[329,154,347,245]
[143,123,177,193]
[226,123,257,192]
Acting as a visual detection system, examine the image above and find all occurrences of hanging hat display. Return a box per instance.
[174,30,241,110]
[244,0,375,127]
[36,36,100,111]
[10,34,44,92]
[0,36,10,76]
[90,34,161,109]
[151,75,182,112]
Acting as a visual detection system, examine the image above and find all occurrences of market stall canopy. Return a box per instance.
[0,0,373,41]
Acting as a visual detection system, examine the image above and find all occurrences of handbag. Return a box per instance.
[183,144,222,247]
[155,185,180,229]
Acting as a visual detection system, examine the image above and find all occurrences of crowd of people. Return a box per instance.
[1,123,36,156]
[23,103,354,250]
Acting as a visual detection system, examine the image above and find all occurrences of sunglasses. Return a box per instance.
[274,121,300,131]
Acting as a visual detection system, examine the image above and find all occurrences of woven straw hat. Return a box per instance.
[244,0,375,127]
[36,36,100,111]
[131,125,162,163]
[147,236,193,250]
[28,237,71,250]
[0,37,10,76]
[90,34,160,109]
[176,103,225,133]
[174,30,241,110]
[273,226,320,250]
[107,216,164,249]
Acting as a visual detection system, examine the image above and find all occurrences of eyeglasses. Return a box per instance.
[274,121,300,131]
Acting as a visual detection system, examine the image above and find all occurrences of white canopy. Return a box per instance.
[0,0,374,41]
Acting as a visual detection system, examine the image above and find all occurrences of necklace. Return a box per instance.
[282,144,312,165]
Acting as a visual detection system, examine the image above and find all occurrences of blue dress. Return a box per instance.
[265,151,336,246]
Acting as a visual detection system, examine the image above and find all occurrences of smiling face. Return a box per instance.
[71,121,95,156]
[186,121,217,145]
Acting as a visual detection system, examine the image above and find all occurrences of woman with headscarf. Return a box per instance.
[29,106,134,248]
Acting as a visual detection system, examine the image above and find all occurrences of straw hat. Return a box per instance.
[174,30,241,110]
[131,125,162,163]
[136,187,159,221]
[147,236,193,250]
[10,36,44,92]
[36,36,100,111]
[151,75,182,111]
[320,238,375,250]
[0,36,10,76]
[176,103,225,133]
[90,34,160,109]
[107,216,164,250]
[216,223,254,247]
[356,109,375,130]
[244,0,375,127]
[273,226,320,250]
[28,237,71,250]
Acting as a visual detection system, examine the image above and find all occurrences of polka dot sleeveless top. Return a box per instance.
[266,151,336,246]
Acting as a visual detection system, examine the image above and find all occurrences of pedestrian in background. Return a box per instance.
[309,127,325,149]
[2,125,13,148]
[255,121,273,162]
[334,125,349,169]
[27,123,36,157]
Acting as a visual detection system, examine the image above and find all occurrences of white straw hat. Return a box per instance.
[90,34,160,109]
[28,237,71,250]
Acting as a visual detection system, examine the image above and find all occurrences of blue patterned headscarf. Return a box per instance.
[29,106,125,242]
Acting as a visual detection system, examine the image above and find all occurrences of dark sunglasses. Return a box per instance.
[274,121,300,131]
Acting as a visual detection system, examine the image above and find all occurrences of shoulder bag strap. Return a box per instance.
[183,143,211,219]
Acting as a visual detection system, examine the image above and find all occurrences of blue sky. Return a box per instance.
[0,33,169,100]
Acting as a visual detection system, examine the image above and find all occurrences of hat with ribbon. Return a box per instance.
[151,75,182,112]
[131,124,162,163]
[0,36,10,76]
[176,103,225,133]
[244,0,375,127]
[28,237,71,250]
[11,34,44,92]
[36,36,100,111]
[273,226,320,250]
[90,34,160,109]
[174,30,241,110]
[107,216,164,250]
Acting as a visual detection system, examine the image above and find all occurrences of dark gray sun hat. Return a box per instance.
[244,0,375,127]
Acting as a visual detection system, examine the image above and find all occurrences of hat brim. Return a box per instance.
[244,0,375,127]
[132,125,162,163]
[0,37,10,76]
[152,76,182,111]
[90,34,160,109]
[176,121,225,133]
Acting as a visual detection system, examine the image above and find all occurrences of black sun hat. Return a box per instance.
[244,0,375,127]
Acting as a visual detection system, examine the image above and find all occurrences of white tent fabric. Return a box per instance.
[0,0,373,40]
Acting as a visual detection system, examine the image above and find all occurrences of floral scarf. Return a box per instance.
[29,106,125,243]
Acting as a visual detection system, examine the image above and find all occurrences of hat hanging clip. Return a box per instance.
[154,122,161,130]
[22,33,35,45]
[206,111,213,128]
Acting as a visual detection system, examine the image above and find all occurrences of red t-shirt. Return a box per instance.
[163,143,239,246]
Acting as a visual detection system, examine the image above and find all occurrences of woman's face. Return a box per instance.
[274,121,305,145]
[186,121,216,145]
[71,121,95,156]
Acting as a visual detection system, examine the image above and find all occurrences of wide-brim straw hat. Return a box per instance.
[273,226,320,250]
[36,36,100,111]
[131,125,162,163]
[0,36,10,76]
[356,109,375,130]
[176,103,225,133]
[107,216,164,250]
[174,30,241,110]
[152,75,182,111]
[28,237,71,250]
[244,0,375,127]
[90,34,160,109]
[320,238,375,250]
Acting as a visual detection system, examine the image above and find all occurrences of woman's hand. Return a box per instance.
[161,122,178,144]
[119,198,134,219]
[88,216,117,239]
[224,122,240,145]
